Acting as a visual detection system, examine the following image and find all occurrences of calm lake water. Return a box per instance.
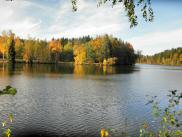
[0,63,182,137]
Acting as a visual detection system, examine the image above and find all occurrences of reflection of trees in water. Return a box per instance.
[103,66,117,75]
[21,64,74,78]
[73,65,135,75]
[0,63,6,76]
[73,65,85,75]
[0,63,16,76]
[0,63,136,77]
[74,65,107,75]
[73,65,99,75]
[8,63,15,75]
[22,64,74,74]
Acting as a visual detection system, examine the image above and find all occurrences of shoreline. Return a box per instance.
[0,59,107,66]
[1,59,181,67]
[136,63,182,67]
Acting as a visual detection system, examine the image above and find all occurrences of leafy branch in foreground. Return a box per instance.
[71,0,154,28]
[101,90,182,137]
[1,113,14,137]
[140,90,182,137]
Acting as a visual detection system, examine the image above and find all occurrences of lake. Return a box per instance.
[0,63,182,137]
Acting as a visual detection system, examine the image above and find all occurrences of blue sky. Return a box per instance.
[0,0,182,55]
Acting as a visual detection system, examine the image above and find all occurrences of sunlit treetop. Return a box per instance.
[72,0,154,28]
[49,39,62,53]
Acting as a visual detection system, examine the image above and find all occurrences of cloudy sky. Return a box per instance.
[0,0,182,55]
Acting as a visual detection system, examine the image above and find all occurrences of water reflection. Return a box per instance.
[0,64,182,136]
[0,63,16,76]
[0,63,137,77]
[8,63,16,75]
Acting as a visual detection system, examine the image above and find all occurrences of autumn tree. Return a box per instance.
[0,31,138,65]
[72,35,138,65]
[34,40,51,63]
[138,47,182,66]
[0,32,9,60]
[15,37,24,59]
[0,37,6,60]
[74,44,87,65]
[90,36,105,63]
[7,32,16,63]
[23,39,36,63]
[49,38,63,63]
[90,35,112,62]
[60,42,74,62]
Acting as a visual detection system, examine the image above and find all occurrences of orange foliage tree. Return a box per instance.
[49,38,63,63]
[0,37,5,60]
[90,35,111,63]
[0,33,8,60]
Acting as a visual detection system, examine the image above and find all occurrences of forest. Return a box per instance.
[0,31,138,65]
[138,48,182,66]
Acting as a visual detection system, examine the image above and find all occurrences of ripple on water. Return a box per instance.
[0,64,182,136]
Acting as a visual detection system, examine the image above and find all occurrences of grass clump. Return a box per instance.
[0,85,17,95]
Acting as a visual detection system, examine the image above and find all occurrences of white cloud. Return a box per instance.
[129,29,182,55]
[0,0,181,55]
[0,0,129,39]
[0,0,42,38]
[48,0,129,38]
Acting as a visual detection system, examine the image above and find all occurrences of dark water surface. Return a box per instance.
[0,63,182,137]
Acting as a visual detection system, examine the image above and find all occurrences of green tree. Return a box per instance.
[34,40,51,63]
[60,42,74,62]
[23,39,36,63]
[138,47,182,66]
[15,37,24,59]
[7,33,16,64]
[86,43,96,63]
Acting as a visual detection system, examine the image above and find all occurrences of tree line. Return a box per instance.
[0,31,138,65]
[138,48,182,66]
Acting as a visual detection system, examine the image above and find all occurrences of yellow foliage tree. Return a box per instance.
[90,36,103,50]
[0,34,8,60]
[0,37,5,60]
[23,39,35,63]
[90,36,110,62]
[73,44,87,65]
[15,37,24,59]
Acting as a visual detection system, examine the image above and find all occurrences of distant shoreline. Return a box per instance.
[137,63,182,67]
